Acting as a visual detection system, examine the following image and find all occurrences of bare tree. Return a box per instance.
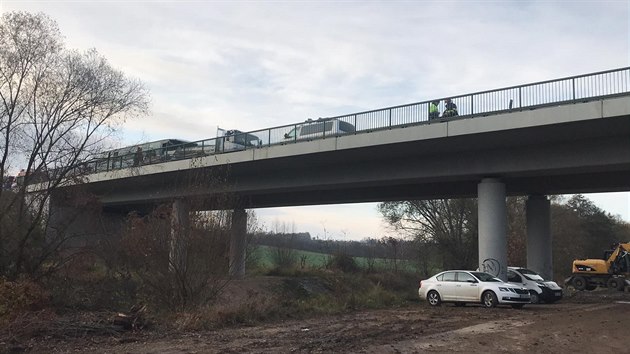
[378,199,478,270]
[384,236,400,272]
[506,197,527,266]
[92,160,261,310]
[270,220,298,269]
[411,238,435,277]
[116,206,233,310]
[551,194,630,281]
[364,239,377,273]
[0,12,149,280]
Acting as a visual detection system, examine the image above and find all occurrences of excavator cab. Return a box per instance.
[611,250,630,274]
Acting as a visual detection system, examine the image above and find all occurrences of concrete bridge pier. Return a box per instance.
[229,208,247,277]
[170,199,190,272]
[526,195,553,280]
[478,178,508,281]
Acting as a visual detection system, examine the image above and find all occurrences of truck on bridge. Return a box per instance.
[216,129,262,152]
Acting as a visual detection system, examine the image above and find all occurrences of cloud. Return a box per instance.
[17,1,623,139]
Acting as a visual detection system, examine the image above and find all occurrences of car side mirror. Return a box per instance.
[467,279,477,283]
[284,133,291,139]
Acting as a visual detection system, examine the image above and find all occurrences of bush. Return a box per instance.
[165,269,415,331]
[327,252,359,273]
[45,274,138,311]
[110,206,232,310]
[0,278,49,320]
[271,247,297,269]
[170,288,284,331]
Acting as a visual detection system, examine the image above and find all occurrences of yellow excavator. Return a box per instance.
[567,242,630,291]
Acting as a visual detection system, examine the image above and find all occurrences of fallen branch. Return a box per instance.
[113,304,148,330]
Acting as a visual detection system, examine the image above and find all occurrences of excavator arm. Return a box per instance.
[606,243,630,273]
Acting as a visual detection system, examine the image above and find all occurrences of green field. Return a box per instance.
[250,245,422,272]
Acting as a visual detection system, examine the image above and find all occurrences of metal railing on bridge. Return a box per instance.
[77,66,630,174]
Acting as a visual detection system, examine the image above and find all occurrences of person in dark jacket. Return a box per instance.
[443,98,458,117]
[133,147,143,166]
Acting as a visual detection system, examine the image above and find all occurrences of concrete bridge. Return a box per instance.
[51,68,630,279]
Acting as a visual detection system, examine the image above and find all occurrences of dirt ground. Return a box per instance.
[16,286,629,354]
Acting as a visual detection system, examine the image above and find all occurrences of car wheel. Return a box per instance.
[482,291,498,308]
[529,290,540,304]
[511,304,525,309]
[427,290,441,306]
[572,276,587,291]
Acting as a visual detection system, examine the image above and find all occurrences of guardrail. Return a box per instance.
[75,66,630,175]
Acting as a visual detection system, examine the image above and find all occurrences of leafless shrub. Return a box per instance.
[115,205,230,310]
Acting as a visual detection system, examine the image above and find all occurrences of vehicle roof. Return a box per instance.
[508,266,533,271]
[225,129,260,139]
[432,270,495,277]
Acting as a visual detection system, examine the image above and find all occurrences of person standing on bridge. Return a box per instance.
[443,98,458,117]
[429,100,440,120]
[133,146,143,167]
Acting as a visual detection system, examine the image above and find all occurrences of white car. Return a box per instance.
[283,118,355,141]
[507,267,563,304]
[418,270,530,308]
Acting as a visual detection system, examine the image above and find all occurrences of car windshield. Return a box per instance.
[517,268,544,281]
[471,272,502,282]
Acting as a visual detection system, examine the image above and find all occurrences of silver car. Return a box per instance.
[418,270,530,308]
[507,267,563,304]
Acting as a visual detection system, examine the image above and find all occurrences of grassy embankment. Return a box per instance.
[174,244,426,330]
[250,244,422,272]
[0,245,427,335]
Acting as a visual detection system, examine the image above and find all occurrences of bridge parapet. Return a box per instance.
[67,67,629,177]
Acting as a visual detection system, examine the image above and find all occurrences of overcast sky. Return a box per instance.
[2,0,629,240]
